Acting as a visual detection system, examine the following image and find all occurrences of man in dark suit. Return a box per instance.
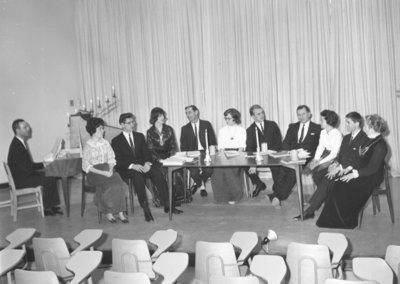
[7,119,61,216]
[268,105,321,207]
[180,105,217,197]
[245,105,283,197]
[111,113,182,222]
[294,111,368,220]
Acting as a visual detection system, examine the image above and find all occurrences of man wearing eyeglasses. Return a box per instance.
[180,105,217,197]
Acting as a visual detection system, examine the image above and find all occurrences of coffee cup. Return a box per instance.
[290,150,299,161]
[261,143,268,153]
[209,145,216,155]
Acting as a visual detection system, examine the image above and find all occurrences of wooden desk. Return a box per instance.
[45,154,82,217]
[164,152,306,221]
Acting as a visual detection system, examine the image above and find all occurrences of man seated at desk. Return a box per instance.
[7,119,62,216]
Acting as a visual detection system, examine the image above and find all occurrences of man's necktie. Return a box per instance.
[349,135,354,144]
[299,124,305,143]
[129,133,135,154]
[194,124,199,150]
[260,123,264,133]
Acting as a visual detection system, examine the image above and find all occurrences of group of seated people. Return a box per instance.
[7,103,389,229]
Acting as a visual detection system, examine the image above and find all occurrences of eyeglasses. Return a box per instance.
[224,117,233,121]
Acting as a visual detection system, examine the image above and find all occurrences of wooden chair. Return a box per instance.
[104,271,151,284]
[317,232,348,278]
[250,255,287,284]
[359,163,394,228]
[152,252,189,284]
[195,241,240,284]
[286,242,333,284]
[353,257,393,284]
[3,162,44,221]
[14,269,59,284]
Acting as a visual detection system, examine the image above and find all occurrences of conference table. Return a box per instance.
[164,151,306,221]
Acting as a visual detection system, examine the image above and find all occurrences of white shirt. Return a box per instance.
[191,121,204,150]
[350,129,361,140]
[218,125,246,149]
[314,128,343,165]
[16,136,27,149]
[297,121,310,143]
[256,121,264,132]
[122,131,134,147]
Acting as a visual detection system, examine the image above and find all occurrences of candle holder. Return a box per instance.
[204,149,212,164]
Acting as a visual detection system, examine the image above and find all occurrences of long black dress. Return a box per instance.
[316,135,387,229]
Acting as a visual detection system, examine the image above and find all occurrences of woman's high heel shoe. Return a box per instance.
[117,212,129,223]
[106,214,116,223]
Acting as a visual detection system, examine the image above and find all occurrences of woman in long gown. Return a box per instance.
[316,114,388,229]
[82,117,129,223]
[211,108,247,203]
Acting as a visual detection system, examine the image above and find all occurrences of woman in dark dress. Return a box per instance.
[316,114,388,229]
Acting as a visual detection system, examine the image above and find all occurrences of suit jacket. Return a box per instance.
[180,120,217,151]
[246,120,282,152]
[282,121,321,163]
[111,132,152,179]
[7,137,44,188]
[336,130,368,169]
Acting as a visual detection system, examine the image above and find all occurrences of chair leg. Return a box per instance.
[13,195,18,222]
[81,191,86,217]
[39,189,45,218]
[128,179,134,214]
[385,177,395,224]
[358,208,364,229]
[372,195,377,215]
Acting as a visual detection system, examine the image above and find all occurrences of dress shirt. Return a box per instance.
[218,125,247,149]
[297,120,310,143]
[122,131,134,147]
[314,128,343,165]
[16,136,27,149]
[256,121,264,132]
[351,129,361,141]
[191,121,204,150]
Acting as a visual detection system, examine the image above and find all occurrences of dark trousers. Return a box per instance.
[124,164,169,208]
[245,167,280,186]
[271,167,297,201]
[305,168,334,214]
[16,172,60,209]
[189,167,213,186]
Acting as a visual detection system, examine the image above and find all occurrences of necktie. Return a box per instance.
[259,123,264,132]
[299,124,305,143]
[129,133,135,153]
[194,124,199,150]
[349,135,354,144]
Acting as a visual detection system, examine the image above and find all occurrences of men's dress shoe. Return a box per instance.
[164,207,183,214]
[190,185,199,195]
[52,207,63,215]
[143,205,154,222]
[200,189,208,197]
[293,212,315,221]
[252,183,267,197]
[44,209,55,216]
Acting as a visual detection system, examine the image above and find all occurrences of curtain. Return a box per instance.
[75,0,400,175]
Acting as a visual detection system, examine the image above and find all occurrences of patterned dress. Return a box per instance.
[82,138,128,214]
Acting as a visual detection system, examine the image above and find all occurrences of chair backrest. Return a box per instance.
[149,229,178,260]
[3,162,17,191]
[324,279,378,284]
[317,232,348,267]
[250,255,287,284]
[15,269,59,284]
[385,245,400,278]
[209,275,260,284]
[286,242,333,284]
[353,257,393,284]
[152,252,189,284]
[104,271,151,284]
[111,239,155,279]
[33,237,72,278]
[195,241,240,284]
[230,232,258,265]
[5,228,36,250]
[66,251,103,284]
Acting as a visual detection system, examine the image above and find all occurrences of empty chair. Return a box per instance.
[153,252,189,284]
[230,232,258,265]
[250,255,286,284]
[209,275,260,284]
[286,242,333,284]
[71,229,103,255]
[66,251,103,284]
[317,232,348,278]
[353,257,393,284]
[104,271,151,284]
[195,241,240,284]
[111,239,155,279]
[81,171,102,222]
[4,228,36,250]
[3,162,44,221]
[0,249,26,284]
[325,280,378,284]
[14,269,59,284]
[385,245,400,279]
[149,229,178,260]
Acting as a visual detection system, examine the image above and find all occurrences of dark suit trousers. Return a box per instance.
[306,168,334,214]
[271,167,297,201]
[245,167,280,187]
[125,164,169,208]
[16,172,60,209]
[189,167,213,186]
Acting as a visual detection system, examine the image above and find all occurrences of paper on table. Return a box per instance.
[268,151,290,158]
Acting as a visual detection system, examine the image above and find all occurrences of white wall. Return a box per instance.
[0,0,79,183]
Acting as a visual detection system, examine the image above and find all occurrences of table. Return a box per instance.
[45,154,82,217]
[164,152,306,221]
